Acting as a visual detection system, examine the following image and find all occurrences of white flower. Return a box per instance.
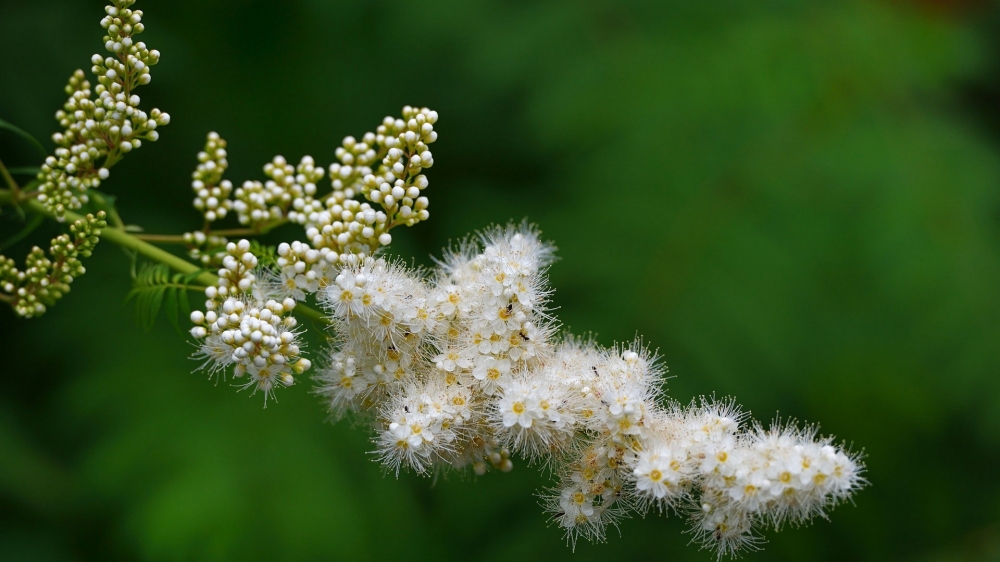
[632,443,689,504]
[498,385,537,429]
[433,347,473,373]
[559,486,596,521]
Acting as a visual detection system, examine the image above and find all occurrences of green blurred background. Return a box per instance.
[2,0,1000,560]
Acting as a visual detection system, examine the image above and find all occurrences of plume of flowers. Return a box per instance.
[0,2,864,553]
[38,0,168,220]
[181,143,866,552]
[304,224,863,556]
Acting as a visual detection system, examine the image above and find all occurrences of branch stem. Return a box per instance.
[0,158,21,197]
[133,233,188,243]
[0,188,329,325]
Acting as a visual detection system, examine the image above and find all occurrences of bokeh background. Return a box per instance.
[2,0,1000,560]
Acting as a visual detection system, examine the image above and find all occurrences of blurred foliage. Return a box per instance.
[3,0,1000,560]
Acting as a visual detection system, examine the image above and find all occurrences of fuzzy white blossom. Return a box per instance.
[307,224,864,556]
[174,102,862,556]
[184,216,864,557]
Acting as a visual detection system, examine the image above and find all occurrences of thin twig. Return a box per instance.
[0,157,22,202]
[0,187,330,326]
[133,233,188,243]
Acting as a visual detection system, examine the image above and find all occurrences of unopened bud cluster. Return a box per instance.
[181,107,437,276]
[189,240,311,405]
[0,212,106,317]
[38,0,169,220]
[190,132,232,223]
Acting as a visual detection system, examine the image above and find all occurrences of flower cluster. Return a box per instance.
[0,212,107,318]
[3,0,864,553]
[189,239,311,405]
[38,0,168,220]
[179,107,437,277]
[305,225,864,556]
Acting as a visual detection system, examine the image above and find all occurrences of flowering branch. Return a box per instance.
[0,0,866,557]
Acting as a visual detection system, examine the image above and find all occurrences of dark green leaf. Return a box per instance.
[0,118,47,158]
[165,287,179,333]
[7,166,40,176]
[0,213,45,251]
[126,263,207,333]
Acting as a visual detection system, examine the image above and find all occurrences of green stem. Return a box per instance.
[0,188,329,325]
[0,157,20,198]
[131,220,289,245]
[132,233,188,244]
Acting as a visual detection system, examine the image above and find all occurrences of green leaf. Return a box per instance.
[0,118,47,158]
[126,263,206,333]
[164,287,179,333]
[248,240,278,268]
[0,212,45,251]
[7,166,40,176]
